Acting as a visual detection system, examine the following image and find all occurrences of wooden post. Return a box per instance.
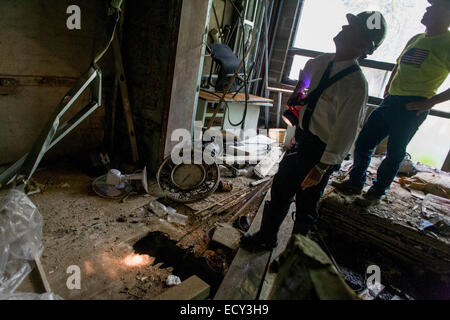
[442,150,450,172]
[112,33,139,163]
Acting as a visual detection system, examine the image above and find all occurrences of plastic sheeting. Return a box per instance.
[0,292,62,300]
[0,189,61,299]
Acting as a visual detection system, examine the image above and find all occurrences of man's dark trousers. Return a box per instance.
[267,130,337,233]
[349,95,428,197]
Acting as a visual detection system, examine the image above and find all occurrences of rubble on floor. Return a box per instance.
[316,156,450,299]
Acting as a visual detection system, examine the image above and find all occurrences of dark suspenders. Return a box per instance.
[302,60,361,132]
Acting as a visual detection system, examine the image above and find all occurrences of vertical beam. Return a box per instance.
[442,150,450,172]
[276,91,282,128]
[264,0,270,128]
[163,0,213,157]
[112,34,139,163]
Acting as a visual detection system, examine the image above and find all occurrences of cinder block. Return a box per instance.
[212,223,242,250]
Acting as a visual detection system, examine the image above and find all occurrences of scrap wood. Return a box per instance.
[214,191,272,300]
[422,193,450,218]
[201,189,252,219]
[250,177,271,187]
[228,178,273,224]
[212,223,242,250]
[215,188,295,300]
[152,275,210,300]
[112,32,139,163]
[176,182,268,246]
[193,189,247,216]
[34,254,52,293]
[399,172,450,199]
[318,191,450,274]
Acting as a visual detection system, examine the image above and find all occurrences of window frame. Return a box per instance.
[279,0,450,119]
[282,1,396,103]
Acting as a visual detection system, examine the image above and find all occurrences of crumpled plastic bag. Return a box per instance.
[0,189,43,295]
[0,292,62,300]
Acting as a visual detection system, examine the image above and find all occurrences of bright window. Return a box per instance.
[287,0,449,169]
[292,0,428,64]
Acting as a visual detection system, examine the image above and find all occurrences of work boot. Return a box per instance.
[354,192,382,207]
[331,179,363,195]
[240,201,280,252]
[292,214,314,237]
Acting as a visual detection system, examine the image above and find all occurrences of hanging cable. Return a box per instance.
[228,0,250,129]
[210,92,245,127]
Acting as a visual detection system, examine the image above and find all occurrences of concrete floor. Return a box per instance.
[1,162,259,299]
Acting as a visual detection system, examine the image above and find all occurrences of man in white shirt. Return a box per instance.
[240,11,387,252]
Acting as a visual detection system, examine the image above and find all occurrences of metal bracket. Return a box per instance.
[0,66,102,189]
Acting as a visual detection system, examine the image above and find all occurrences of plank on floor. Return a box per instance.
[214,191,294,300]
[152,275,210,300]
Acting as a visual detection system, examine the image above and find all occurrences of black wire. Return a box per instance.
[209,92,245,127]
[228,0,249,129]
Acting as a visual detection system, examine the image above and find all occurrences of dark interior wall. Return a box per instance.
[264,0,301,128]
[268,0,301,85]
[121,0,182,172]
[0,0,113,166]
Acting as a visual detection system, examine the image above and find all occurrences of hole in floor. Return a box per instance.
[133,231,225,297]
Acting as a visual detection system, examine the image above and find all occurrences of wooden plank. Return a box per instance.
[214,191,294,300]
[318,186,450,274]
[214,192,271,300]
[258,203,295,300]
[152,275,210,300]
[112,34,139,163]
[34,254,52,293]
[199,90,274,104]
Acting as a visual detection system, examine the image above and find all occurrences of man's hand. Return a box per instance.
[406,99,435,115]
[301,166,325,190]
[287,91,302,107]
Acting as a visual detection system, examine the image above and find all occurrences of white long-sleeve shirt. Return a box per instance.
[297,53,368,165]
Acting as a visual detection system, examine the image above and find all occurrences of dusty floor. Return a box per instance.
[2,155,448,300]
[1,162,264,300]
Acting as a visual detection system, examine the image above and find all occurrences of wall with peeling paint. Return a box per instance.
[0,0,113,166]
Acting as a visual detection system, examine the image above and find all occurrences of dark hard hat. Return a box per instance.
[346,11,387,55]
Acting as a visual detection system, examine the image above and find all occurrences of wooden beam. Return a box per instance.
[112,33,139,163]
[442,150,450,173]
[214,191,294,300]
[318,188,450,274]
[152,275,210,300]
